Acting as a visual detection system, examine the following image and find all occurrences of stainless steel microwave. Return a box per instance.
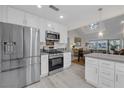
[45,30,60,41]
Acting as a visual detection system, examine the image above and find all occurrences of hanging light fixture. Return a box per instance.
[89,8,105,35]
[98,8,105,31]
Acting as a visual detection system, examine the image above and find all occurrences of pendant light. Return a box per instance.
[89,8,105,33]
[97,8,105,37]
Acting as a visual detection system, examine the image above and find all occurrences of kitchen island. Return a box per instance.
[85,53,124,88]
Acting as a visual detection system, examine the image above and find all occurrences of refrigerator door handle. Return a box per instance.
[10,42,13,54]
[11,42,16,54]
[2,42,9,55]
[7,43,11,55]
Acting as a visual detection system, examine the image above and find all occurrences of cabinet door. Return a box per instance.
[0,6,8,22]
[115,63,124,88]
[64,52,71,69]
[0,6,2,22]
[115,71,124,88]
[45,21,56,31]
[39,19,46,42]
[41,55,48,77]
[86,64,98,86]
[8,7,24,25]
[85,58,99,86]
[25,13,39,28]
[58,25,67,43]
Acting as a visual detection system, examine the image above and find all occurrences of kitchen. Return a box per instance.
[0,5,71,88]
[0,4,124,88]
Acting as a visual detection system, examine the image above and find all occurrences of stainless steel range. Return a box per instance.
[45,50,63,75]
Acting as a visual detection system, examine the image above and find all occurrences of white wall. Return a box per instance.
[0,6,67,44]
[68,28,86,51]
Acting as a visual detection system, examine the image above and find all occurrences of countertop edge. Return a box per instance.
[84,53,124,63]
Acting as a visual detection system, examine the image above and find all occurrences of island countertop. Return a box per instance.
[84,53,124,63]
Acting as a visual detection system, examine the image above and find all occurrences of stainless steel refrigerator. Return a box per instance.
[23,26,40,85]
[0,22,40,87]
[0,22,26,88]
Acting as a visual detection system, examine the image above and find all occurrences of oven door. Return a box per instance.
[49,57,63,71]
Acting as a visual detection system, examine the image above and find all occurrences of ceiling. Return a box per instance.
[10,5,124,30]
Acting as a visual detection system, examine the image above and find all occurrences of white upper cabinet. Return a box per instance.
[45,20,55,31]
[7,7,25,25]
[0,6,8,23]
[58,25,67,43]
[39,18,47,42]
[40,20,68,43]
[0,6,67,44]
[0,6,3,22]
[25,13,40,28]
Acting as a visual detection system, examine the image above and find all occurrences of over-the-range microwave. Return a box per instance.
[45,30,60,41]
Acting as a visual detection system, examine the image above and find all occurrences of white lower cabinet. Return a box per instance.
[115,63,124,88]
[85,57,124,88]
[85,58,99,86]
[41,54,48,77]
[99,77,114,88]
[64,52,71,69]
[99,60,114,88]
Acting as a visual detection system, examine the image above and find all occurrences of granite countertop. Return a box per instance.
[84,53,124,63]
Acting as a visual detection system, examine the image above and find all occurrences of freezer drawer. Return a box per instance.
[24,57,40,65]
[1,59,26,72]
[0,66,26,88]
[26,63,40,85]
[1,61,10,71]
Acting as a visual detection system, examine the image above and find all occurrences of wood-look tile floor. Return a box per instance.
[27,63,94,88]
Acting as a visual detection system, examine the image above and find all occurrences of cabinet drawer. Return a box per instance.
[99,68,114,81]
[99,77,114,88]
[99,60,114,69]
[115,63,124,72]
[85,58,98,66]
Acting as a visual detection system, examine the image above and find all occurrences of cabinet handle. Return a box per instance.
[116,74,118,82]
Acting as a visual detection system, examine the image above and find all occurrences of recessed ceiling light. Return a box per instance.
[59,15,64,19]
[98,32,103,37]
[48,24,52,27]
[37,5,42,8]
[121,21,124,24]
